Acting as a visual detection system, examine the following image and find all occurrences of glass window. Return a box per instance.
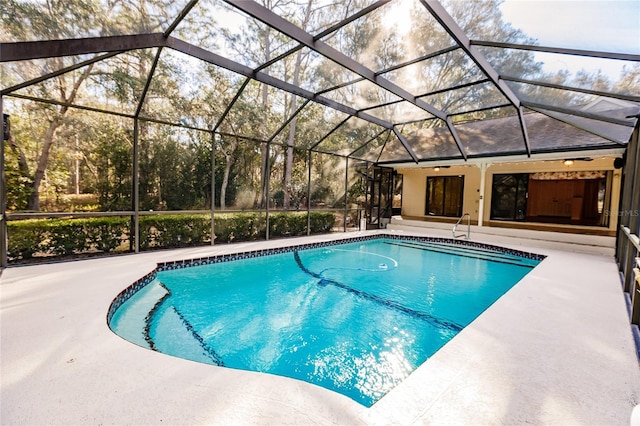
[490,174,529,221]
[526,172,610,227]
[425,175,464,217]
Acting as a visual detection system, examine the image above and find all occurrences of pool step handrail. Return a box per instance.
[453,213,471,240]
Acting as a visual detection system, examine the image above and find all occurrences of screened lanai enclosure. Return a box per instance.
[1,0,639,268]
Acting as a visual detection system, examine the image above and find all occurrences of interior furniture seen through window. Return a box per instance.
[490,171,611,226]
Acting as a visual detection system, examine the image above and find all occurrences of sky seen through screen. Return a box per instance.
[499,0,640,78]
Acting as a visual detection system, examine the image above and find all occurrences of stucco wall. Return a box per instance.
[397,156,621,232]
[398,165,481,221]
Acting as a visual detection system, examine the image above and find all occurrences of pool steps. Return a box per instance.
[385,240,539,268]
[143,282,171,351]
[150,304,217,364]
[144,280,225,366]
[111,281,167,348]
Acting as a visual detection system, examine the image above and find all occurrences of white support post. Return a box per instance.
[211,132,217,245]
[477,162,489,227]
[0,96,6,268]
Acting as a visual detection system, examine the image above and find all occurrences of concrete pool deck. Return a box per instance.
[1,229,639,425]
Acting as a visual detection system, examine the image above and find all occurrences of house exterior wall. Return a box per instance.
[399,165,481,221]
[397,157,621,232]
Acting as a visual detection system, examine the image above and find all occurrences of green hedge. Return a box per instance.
[7,217,129,260]
[139,214,211,249]
[213,213,262,243]
[7,211,336,262]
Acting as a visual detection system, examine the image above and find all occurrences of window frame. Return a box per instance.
[490,173,529,221]
[425,175,465,217]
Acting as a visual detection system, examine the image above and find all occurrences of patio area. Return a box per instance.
[1,228,639,425]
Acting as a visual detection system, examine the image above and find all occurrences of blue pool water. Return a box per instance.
[109,237,542,406]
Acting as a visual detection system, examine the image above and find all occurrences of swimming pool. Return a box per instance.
[108,235,543,406]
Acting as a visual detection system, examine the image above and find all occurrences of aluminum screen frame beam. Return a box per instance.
[417,78,492,98]
[163,0,200,38]
[212,78,251,132]
[315,46,460,98]
[348,128,389,158]
[524,104,633,145]
[266,99,311,143]
[1,51,122,96]
[354,78,492,121]
[421,0,531,156]
[375,46,460,76]
[7,93,136,119]
[472,40,640,62]
[134,48,163,118]
[523,102,636,128]
[315,0,392,42]
[309,117,352,150]
[375,131,394,164]
[393,127,419,162]
[355,78,494,118]
[0,33,167,62]
[394,103,513,127]
[445,116,468,160]
[502,75,640,103]
[223,0,465,161]
[166,38,393,130]
[7,92,256,135]
[316,78,366,96]
[224,0,448,120]
[254,0,392,73]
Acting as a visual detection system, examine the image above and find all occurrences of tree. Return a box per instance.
[89,117,134,211]
[614,63,640,94]
[278,0,314,209]
[0,0,177,211]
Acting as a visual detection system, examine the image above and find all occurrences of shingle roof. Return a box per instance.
[379,112,621,163]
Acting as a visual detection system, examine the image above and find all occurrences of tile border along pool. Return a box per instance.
[107,234,546,326]
[2,229,639,425]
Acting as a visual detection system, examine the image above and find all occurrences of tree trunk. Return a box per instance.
[74,137,80,195]
[283,54,303,209]
[283,0,313,209]
[259,26,272,209]
[26,63,93,211]
[221,151,232,210]
[27,114,64,211]
[219,129,239,210]
[7,133,30,177]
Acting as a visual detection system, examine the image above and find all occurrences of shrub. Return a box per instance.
[213,213,260,243]
[309,212,336,233]
[6,211,336,263]
[269,212,307,237]
[7,217,131,261]
[44,220,89,256]
[83,217,129,252]
[139,214,211,250]
[7,219,47,260]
